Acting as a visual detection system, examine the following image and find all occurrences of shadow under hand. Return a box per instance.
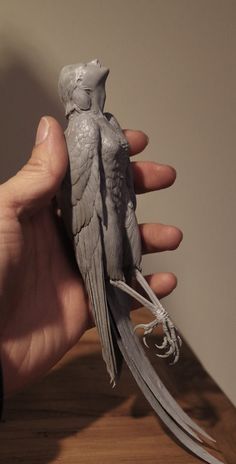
[0,335,147,464]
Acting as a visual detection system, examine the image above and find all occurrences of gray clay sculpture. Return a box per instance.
[58,59,222,464]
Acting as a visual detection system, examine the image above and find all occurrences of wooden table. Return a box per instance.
[1,310,235,463]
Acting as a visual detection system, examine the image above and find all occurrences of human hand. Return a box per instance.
[0,117,182,396]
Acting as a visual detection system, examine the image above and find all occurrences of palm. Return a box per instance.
[1,206,89,394]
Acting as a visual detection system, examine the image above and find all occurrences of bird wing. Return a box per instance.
[63,115,122,383]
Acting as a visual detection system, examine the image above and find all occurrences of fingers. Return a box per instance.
[139,223,183,254]
[0,117,68,218]
[146,272,177,298]
[131,272,177,310]
[123,129,176,193]
[123,129,149,155]
[132,161,176,194]
[130,222,181,309]
[123,130,179,307]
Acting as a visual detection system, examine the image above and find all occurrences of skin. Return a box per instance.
[0,116,182,396]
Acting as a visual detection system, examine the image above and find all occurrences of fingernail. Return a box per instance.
[35,117,50,145]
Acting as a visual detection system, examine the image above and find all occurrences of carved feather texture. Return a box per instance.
[58,61,223,464]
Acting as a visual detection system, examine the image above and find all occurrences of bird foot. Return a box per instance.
[134,316,182,364]
[134,319,160,348]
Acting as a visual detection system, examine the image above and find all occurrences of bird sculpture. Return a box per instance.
[58,59,222,464]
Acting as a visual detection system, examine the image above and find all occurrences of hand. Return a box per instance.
[0,117,182,396]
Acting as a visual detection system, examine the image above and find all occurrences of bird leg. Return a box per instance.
[110,272,181,363]
[134,269,182,364]
[110,279,157,314]
[110,278,168,350]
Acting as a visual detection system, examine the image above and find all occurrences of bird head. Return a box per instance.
[58,59,109,117]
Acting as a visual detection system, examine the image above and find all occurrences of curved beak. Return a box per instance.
[89,59,109,78]
[90,58,101,67]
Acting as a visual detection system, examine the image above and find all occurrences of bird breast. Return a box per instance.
[99,119,130,212]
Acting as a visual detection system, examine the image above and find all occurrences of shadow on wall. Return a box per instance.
[0,48,65,183]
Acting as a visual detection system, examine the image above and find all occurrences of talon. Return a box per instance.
[134,316,181,364]
[143,335,150,349]
[155,336,168,350]
[134,323,152,348]
[177,335,182,347]
[134,318,163,351]
[134,323,146,333]
[156,344,175,359]
[134,319,160,337]
[170,351,180,365]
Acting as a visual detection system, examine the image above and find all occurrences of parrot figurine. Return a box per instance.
[58,59,222,464]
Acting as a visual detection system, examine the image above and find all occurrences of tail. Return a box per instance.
[85,246,123,385]
[107,283,223,464]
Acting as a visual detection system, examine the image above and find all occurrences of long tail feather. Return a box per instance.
[107,285,223,464]
[85,249,122,384]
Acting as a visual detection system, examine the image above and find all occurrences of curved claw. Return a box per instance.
[170,348,180,365]
[143,335,150,349]
[156,343,175,359]
[155,336,168,350]
[134,320,160,337]
[134,320,159,335]
[134,323,147,333]
[134,321,158,349]
[177,335,182,347]
[156,317,182,364]
[134,316,181,364]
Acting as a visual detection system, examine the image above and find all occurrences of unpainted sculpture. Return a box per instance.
[58,59,222,464]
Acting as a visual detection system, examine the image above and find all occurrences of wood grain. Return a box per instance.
[1,309,235,463]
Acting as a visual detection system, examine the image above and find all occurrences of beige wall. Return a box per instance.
[0,0,235,405]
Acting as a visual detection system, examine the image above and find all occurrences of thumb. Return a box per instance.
[1,116,68,217]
